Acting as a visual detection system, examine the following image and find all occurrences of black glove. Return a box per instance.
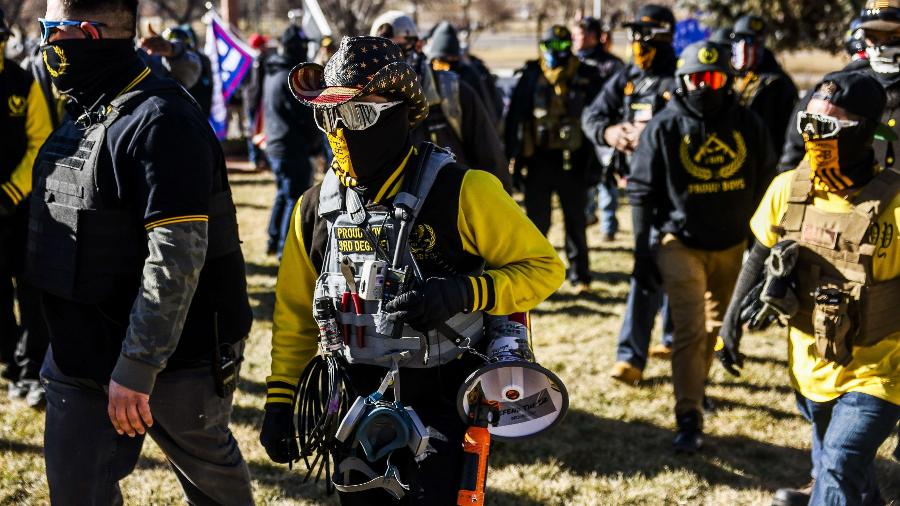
[384,277,470,331]
[716,240,770,377]
[716,316,744,377]
[259,403,299,464]
[632,254,662,291]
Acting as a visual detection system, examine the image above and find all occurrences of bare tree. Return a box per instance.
[1,0,44,33]
[318,0,389,38]
[143,0,207,24]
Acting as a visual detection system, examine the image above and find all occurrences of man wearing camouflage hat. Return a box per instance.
[260,35,564,504]
[730,15,798,161]
[628,40,775,453]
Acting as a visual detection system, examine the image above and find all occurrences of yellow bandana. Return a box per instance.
[632,42,656,70]
[806,139,854,191]
[327,128,359,187]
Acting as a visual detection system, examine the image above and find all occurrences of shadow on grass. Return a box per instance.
[0,437,42,455]
[236,202,272,211]
[489,409,812,492]
[742,353,789,368]
[710,378,795,396]
[245,261,279,279]
[230,177,275,187]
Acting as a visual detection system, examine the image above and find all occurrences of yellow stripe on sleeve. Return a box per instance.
[145,215,209,230]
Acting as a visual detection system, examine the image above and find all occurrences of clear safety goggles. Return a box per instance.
[683,71,729,91]
[796,111,859,141]
[314,100,403,133]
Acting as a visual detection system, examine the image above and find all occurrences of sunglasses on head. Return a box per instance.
[39,18,106,43]
[314,100,403,133]
[797,111,860,141]
[540,39,572,52]
[628,26,670,42]
[684,71,729,91]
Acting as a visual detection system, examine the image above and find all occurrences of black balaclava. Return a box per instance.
[325,102,413,199]
[681,84,732,118]
[41,38,141,112]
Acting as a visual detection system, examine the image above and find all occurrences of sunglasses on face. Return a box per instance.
[797,111,859,140]
[314,100,403,133]
[540,39,573,52]
[39,18,106,43]
[684,71,729,91]
[628,26,670,42]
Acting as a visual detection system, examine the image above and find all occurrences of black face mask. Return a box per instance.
[325,103,412,198]
[681,87,729,118]
[41,38,138,109]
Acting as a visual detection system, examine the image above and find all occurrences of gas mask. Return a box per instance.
[731,36,763,72]
[799,111,876,191]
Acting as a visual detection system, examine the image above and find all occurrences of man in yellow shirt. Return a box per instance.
[717,73,900,506]
[259,36,565,504]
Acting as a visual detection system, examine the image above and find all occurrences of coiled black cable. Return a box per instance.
[294,354,353,493]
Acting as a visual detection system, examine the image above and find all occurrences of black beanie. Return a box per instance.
[428,21,461,59]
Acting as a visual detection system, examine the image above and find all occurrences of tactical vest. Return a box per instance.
[623,75,671,124]
[773,164,900,351]
[26,80,240,304]
[0,64,31,182]
[314,144,484,368]
[532,73,586,153]
[421,69,463,143]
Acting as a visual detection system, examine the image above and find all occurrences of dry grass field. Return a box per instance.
[2,167,898,505]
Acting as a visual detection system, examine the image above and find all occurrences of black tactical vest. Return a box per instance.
[26,80,240,304]
[531,70,589,152]
[0,63,31,182]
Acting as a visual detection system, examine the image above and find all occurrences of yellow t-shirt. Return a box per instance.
[750,169,900,405]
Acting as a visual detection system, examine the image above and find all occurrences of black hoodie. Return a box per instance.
[734,48,798,159]
[262,53,320,160]
[627,92,776,250]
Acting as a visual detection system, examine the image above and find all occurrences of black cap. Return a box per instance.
[0,8,8,38]
[577,16,606,36]
[733,15,767,37]
[428,21,461,59]
[281,25,309,59]
[811,72,887,124]
[623,5,675,32]
[542,24,572,42]
[708,27,733,45]
[676,40,735,76]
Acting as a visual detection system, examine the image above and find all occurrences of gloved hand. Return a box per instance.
[384,277,470,331]
[716,316,744,377]
[632,254,662,291]
[259,403,299,464]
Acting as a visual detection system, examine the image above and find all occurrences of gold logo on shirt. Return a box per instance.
[680,132,749,194]
[7,95,25,117]
[409,224,437,254]
[43,45,68,78]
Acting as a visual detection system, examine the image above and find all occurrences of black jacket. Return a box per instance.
[578,45,625,84]
[263,53,321,160]
[581,62,675,177]
[779,58,900,172]
[734,49,798,160]
[628,92,776,251]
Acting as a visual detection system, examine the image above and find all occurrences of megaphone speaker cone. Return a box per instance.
[457,361,569,441]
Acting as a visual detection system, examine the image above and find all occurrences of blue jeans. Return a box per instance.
[615,281,673,370]
[795,391,900,506]
[267,156,312,254]
[597,180,619,236]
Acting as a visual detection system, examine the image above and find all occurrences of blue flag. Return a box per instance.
[204,11,257,140]
[674,18,711,56]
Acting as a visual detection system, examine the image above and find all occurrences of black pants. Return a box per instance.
[334,355,481,505]
[524,151,590,283]
[42,347,253,506]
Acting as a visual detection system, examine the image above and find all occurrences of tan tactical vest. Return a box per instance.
[772,163,900,357]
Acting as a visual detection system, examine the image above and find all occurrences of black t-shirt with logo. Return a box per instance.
[41,75,252,382]
[627,92,777,251]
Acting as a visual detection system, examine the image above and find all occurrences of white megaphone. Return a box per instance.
[457,313,568,440]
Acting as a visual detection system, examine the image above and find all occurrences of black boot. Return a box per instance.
[673,410,703,454]
[771,480,813,506]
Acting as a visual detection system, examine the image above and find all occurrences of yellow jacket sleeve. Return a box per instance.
[266,196,320,406]
[457,169,565,314]
[2,81,52,205]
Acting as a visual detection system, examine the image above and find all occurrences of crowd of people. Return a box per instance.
[1,0,900,504]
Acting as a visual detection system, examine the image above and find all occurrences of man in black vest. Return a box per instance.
[32,0,253,503]
[506,25,604,293]
[581,5,677,384]
[0,8,53,408]
[730,15,798,161]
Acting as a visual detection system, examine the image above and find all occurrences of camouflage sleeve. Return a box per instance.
[110,221,208,394]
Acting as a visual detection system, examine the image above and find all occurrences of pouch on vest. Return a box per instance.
[812,283,853,365]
